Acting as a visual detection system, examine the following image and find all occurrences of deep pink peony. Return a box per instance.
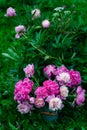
[34,86,48,99]
[43,65,57,78]
[43,80,59,95]
[68,69,81,88]
[14,78,34,102]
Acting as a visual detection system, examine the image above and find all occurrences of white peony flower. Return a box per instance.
[49,97,63,111]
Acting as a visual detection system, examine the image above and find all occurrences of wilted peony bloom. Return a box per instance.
[31,9,41,20]
[60,85,69,99]
[14,78,34,102]
[42,20,50,28]
[5,7,16,17]
[43,80,59,96]
[35,86,48,99]
[49,97,63,111]
[35,98,45,108]
[43,65,57,78]
[23,64,34,78]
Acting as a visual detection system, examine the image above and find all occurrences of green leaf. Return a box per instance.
[2,53,17,61]
[8,122,18,130]
[8,48,19,59]
[81,127,86,130]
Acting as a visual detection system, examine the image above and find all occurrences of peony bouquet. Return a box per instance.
[14,64,86,118]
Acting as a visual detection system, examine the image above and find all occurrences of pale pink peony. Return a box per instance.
[42,20,50,28]
[35,98,45,108]
[14,78,34,102]
[60,85,69,99]
[23,64,34,78]
[31,9,41,20]
[68,69,81,88]
[49,97,63,111]
[43,80,59,95]
[34,86,48,99]
[43,65,57,78]
[56,72,70,84]
[5,7,16,17]
[17,102,33,114]
[45,95,55,103]
[29,97,35,104]
[15,25,26,33]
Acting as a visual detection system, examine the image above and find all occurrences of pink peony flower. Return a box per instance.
[23,64,34,78]
[17,102,33,114]
[43,65,57,78]
[35,98,45,108]
[68,69,81,88]
[55,65,69,75]
[15,25,26,33]
[76,86,85,94]
[5,7,16,17]
[76,94,85,106]
[49,97,63,111]
[72,86,85,107]
[43,80,59,95]
[14,78,34,102]
[34,86,48,99]
[31,9,41,20]
[42,20,50,28]
[60,85,69,99]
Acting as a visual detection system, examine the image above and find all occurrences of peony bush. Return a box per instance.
[14,64,86,114]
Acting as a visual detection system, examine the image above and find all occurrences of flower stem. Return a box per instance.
[22,33,62,65]
[32,75,39,86]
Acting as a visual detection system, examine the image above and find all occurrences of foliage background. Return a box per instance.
[0,0,87,129]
